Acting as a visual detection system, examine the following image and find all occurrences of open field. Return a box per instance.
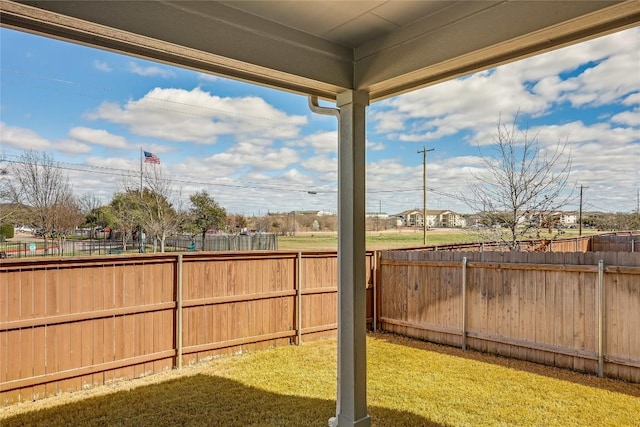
[277,227,600,251]
[6,228,601,253]
[2,332,638,426]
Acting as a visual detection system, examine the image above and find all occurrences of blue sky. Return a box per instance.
[1,26,638,216]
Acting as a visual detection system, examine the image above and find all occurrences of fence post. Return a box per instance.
[461,257,467,351]
[372,251,378,332]
[597,259,604,378]
[296,252,302,345]
[176,254,183,369]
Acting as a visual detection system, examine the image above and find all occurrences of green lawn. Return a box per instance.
[277,228,600,251]
[3,333,638,426]
[278,229,482,251]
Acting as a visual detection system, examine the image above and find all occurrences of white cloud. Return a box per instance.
[367,140,385,151]
[611,108,640,127]
[54,139,92,155]
[279,168,314,187]
[290,131,337,154]
[87,87,307,144]
[198,72,220,82]
[207,142,299,171]
[0,122,52,151]
[557,49,640,107]
[127,62,176,78]
[372,68,549,142]
[622,92,640,106]
[68,127,129,149]
[93,60,112,72]
[532,121,638,148]
[300,155,336,173]
[371,28,640,143]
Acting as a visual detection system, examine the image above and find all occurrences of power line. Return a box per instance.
[2,153,473,202]
[1,157,317,194]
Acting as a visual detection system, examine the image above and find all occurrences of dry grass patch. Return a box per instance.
[2,333,638,426]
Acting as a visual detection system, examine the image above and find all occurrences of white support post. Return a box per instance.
[309,92,370,427]
[331,90,370,427]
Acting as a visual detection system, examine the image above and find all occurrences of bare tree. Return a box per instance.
[8,151,75,254]
[110,190,140,251]
[0,154,17,224]
[139,165,184,252]
[51,193,84,255]
[466,115,574,250]
[79,194,103,220]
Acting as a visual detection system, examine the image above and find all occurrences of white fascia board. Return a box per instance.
[356,1,640,101]
[2,1,354,100]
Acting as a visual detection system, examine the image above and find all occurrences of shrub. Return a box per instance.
[0,223,14,240]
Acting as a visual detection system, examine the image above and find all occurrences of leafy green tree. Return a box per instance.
[0,223,14,240]
[188,190,226,249]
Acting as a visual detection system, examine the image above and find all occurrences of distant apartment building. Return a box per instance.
[397,209,466,228]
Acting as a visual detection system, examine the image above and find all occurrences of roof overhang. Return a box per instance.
[1,1,638,102]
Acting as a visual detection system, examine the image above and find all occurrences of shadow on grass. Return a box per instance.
[2,374,446,427]
[371,332,640,398]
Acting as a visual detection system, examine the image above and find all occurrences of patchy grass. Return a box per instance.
[2,333,638,426]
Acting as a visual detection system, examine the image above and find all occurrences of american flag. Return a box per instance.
[144,151,161,164]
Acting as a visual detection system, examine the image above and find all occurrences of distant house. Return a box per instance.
[559,212,578,227]
[397,209,466,228]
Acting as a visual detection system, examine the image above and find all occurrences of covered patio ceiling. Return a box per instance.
[1,1,638,102]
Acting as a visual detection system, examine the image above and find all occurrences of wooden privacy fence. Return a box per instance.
[397,235,592,253]
[0,251,375,404]
[592,233,640,252]
[378,250,640,383]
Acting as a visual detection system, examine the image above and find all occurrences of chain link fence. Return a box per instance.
[0,233,278,259]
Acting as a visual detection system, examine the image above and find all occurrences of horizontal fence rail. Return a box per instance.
[378,250,640,383]
[0,251,375,404]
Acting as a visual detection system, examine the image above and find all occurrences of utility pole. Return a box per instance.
[578,185,588,236]
[418,147,435,245]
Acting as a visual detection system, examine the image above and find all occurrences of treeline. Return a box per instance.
[0,151,237,253]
